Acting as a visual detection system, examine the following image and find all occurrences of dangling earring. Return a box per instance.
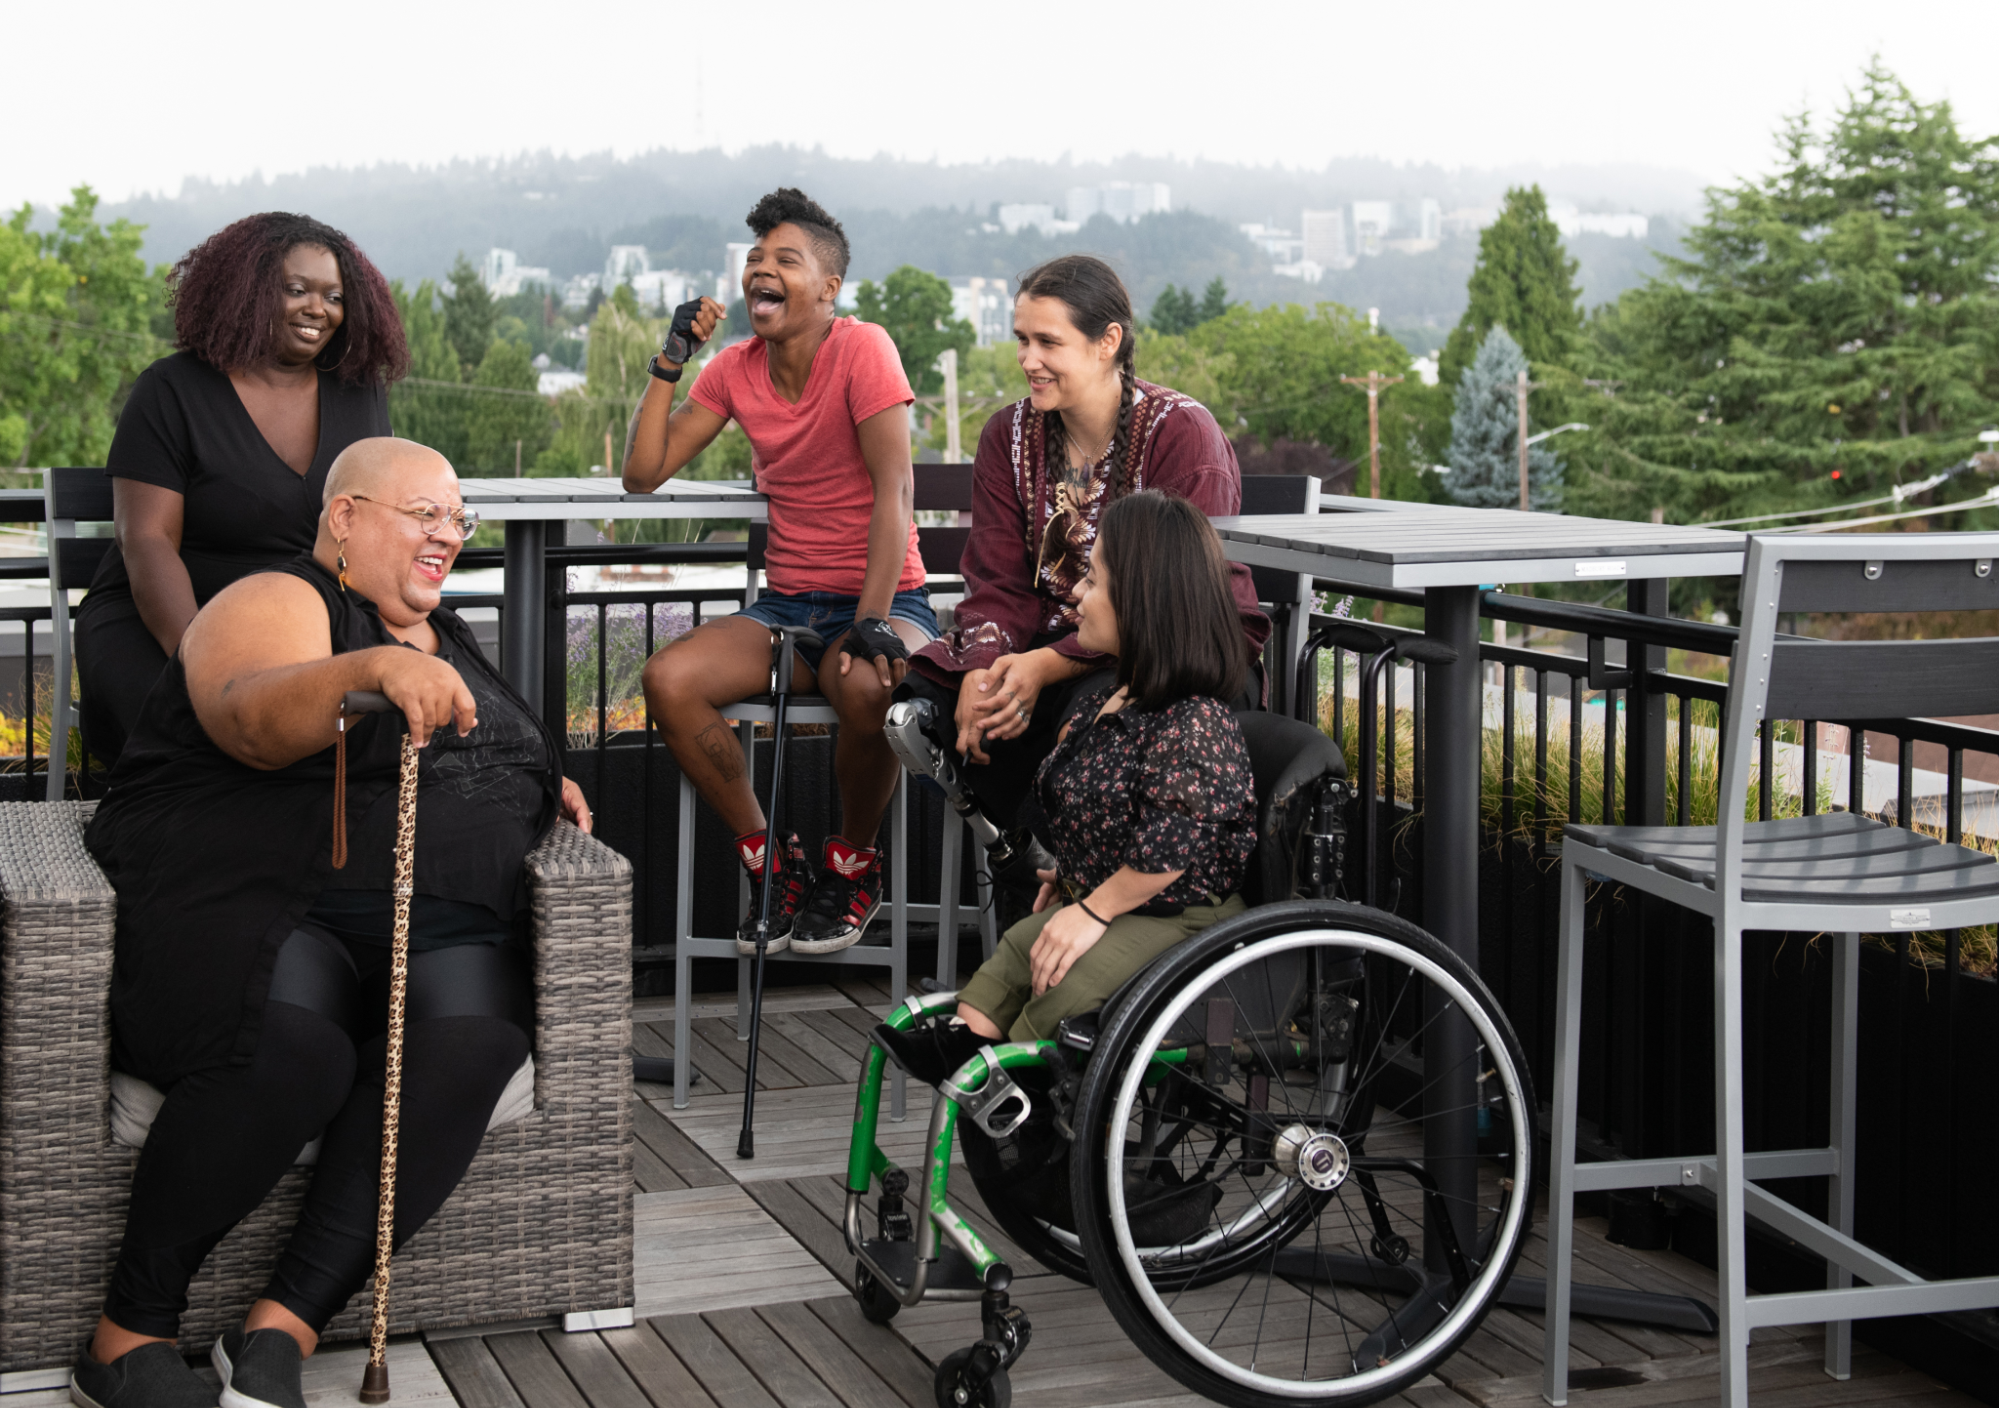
[336,539,349,592]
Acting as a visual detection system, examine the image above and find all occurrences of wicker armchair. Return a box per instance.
[0,802,634,1373]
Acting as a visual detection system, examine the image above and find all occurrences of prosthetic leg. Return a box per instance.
[737,625,821,1160]
[882,698,1054,896]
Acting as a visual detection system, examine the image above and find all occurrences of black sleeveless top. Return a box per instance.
[86,555,560,1084]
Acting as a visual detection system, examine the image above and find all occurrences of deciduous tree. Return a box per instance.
[0,186,161,466]
[854,266,973,395]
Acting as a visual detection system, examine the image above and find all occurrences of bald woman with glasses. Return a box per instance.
[74,438,590,1409]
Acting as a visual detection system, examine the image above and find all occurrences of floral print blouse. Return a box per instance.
[1030,690,1258,910]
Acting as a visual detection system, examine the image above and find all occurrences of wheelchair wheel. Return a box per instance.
[1072,901,1535,1406]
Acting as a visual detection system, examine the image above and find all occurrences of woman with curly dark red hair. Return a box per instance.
[75,212,408,764]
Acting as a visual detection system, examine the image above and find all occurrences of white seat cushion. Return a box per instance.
[109,1056,537,1164]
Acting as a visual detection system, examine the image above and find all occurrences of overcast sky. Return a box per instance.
[10,0,1995,212]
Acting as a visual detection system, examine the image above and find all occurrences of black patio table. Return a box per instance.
[1214,497,1746,1334]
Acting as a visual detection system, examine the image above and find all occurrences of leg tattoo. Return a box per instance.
[695,722,746,783]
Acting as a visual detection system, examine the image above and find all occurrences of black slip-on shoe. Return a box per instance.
[70,1341,215,1408]
[873,1017,987,1087]
[212,1328,304,1409]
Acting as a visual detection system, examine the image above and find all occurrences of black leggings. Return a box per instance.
[103,927,532,1337]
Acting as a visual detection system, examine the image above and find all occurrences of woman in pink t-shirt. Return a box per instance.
[623,188,933,956]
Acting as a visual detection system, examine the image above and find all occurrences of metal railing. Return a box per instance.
[1303,586,1999,1320]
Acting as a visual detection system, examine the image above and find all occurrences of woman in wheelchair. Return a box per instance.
[848,494,1539,1408]
[877,491,1255,1080]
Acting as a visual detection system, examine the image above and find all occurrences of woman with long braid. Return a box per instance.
[905,255,1268,840]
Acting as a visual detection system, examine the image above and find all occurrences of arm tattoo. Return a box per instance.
[694,721,745,783]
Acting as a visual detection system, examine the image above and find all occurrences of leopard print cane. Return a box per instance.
[359,731,420,1403]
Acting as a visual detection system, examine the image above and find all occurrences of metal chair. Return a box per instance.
[1544,532,1999,1406]
[43,468,115,799]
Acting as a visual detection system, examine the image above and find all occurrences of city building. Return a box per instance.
[1547,203,1649,239]
[1300,211,1353,270]
[724,242,754,301]
[1350,201,1394,257]
[560,273,602,311]
[603,245,650,289]
[1272,260,1325,284]
[1441,207,1497,237]
[996,203,1077,236]
[1240,223,1305,262]
[948,276,1013,347]
[482,248,553,298]
[628,269,694,312]
[1066,180,1171,224]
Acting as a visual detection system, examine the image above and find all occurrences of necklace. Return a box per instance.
[1067,424,1114,472]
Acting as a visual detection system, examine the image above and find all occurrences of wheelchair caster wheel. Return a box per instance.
[935,1348,1010,1407]
[855,1266,900,1324]
[1371,1232,1411,1265]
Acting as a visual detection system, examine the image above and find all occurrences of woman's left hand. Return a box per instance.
[1029,902,1109,997]
[560,777,593,834]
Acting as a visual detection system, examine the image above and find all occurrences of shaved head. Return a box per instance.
[323,437,455,507]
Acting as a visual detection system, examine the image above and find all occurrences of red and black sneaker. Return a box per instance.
[790,837,883,954]
[736,830,813,954]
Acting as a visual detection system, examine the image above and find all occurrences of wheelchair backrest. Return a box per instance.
[1233,710,1347,908]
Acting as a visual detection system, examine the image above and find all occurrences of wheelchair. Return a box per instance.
[845,710,1537,1407]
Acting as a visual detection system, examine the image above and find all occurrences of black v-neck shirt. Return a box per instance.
[91,352,392,604]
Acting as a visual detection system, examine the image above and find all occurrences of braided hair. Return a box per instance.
[1016,256,1139,496]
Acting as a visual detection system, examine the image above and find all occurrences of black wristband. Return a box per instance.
[1077,898,1111,926]
[648,356,682,383]
[848,615,909,667]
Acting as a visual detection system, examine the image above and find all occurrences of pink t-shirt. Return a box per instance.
[689,317,923,597]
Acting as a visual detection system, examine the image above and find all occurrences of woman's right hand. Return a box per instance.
[372,648,477,746]
[1031,868,1059,914]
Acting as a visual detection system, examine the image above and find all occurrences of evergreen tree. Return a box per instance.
[854,266,974,395]
[1447,327,1562,510]
[1439,187,1582,387]
[443,253,496,375]
[1563,60,1999,525]
[1198,277,1230,324]
[1150,284,1195,335]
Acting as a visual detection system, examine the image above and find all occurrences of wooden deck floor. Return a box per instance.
[3,975,1976,1408]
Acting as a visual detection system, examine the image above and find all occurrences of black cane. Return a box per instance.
[738,626,818,1159]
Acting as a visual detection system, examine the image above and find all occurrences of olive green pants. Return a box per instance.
[957,894,1247,1043]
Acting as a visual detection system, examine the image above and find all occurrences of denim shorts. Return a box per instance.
[734,588,939,672]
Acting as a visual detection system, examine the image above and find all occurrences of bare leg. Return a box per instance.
[817,621,930,846]
[641,616,816,839]
[956,1002,1003,1039]
[89,1317,173,1365]
[243,1298,318,1358]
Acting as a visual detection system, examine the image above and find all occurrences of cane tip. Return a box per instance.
[360,1363,391,1403]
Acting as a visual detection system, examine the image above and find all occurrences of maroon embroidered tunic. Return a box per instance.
[912,382,1270,683]
[1031,691,1257,910]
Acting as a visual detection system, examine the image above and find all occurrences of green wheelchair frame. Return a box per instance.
[843,990,1048,1401]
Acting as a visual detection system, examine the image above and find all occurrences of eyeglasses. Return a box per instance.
[350,495,480,541]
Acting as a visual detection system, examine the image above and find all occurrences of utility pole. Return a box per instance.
[1340,370,1404,498]
[1515,369,1545,512]
[938,348,962,463]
